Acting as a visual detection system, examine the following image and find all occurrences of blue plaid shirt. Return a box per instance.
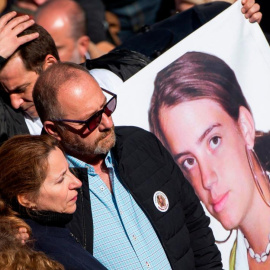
[68,152,171,270]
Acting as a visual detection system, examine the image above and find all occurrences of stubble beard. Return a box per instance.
[61,127,116,158]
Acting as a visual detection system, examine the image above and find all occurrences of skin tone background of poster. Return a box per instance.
[112,2,270,269]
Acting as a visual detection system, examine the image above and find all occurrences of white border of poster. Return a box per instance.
[112,2,270,269]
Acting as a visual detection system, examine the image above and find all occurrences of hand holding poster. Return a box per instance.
[113,2,270,269]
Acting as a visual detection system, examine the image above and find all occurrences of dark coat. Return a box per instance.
[24,218,107,270]
[83,2,231,80]
[0,89,29,145]
[67,126,222,270]
[0,56,29,143]
[115,2,230,60]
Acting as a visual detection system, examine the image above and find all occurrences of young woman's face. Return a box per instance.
[35,147,82,214]
[159,99,256,230]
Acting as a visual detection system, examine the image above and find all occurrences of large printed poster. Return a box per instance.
[112,2,270,269]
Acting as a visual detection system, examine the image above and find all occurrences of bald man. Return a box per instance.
[35,0,108,62]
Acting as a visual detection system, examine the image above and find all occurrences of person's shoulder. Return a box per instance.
[115,126,156,141]
[193,1,231,25]
[114,126,167,159]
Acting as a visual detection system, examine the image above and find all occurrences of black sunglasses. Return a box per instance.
[52,88,117,132]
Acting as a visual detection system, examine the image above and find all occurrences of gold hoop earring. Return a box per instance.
[30,205,37,210]
[245,146,270,207]
[215,230,233,244]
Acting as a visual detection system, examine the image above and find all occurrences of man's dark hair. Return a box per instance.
[2,24,60,74]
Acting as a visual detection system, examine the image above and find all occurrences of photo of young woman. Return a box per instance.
[149,51,270,269]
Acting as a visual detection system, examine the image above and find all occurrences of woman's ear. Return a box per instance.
[17,194,35,209]
[238,106,255,149]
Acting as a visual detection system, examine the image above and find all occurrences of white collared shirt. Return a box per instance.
[24,115,43,135]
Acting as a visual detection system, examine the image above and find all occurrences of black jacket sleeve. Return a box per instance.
[0,90,29,145]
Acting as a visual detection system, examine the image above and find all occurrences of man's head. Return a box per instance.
[0,24,59,118]
[33,62,116,161]
[35,0,90,64]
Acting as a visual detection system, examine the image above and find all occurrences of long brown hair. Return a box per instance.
[0,198,31,237]
[0,228,64,270]
[0,135,64,269]
[0,135,59,206]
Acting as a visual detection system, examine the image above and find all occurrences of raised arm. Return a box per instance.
[0,11,39,60]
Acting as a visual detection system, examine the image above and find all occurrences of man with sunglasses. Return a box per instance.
[33,61,222,270]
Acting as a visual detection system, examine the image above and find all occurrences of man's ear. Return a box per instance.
[238,106,255,149]
[78,35,90,60]
[44,120,62,141]
[17,194,35,209]
[43,54,58,70]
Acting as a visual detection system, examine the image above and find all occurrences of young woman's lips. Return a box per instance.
[212,192,229,213]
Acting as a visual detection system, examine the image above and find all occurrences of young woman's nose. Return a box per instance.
[199,161,218,190]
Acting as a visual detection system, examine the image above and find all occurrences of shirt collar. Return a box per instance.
[67,151,113,173]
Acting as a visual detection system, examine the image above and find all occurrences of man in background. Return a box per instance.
[0,20,59,141]
[35,0,108,61]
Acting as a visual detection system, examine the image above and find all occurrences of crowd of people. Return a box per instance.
[0,0,268,269]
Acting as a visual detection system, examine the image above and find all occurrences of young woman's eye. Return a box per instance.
[182,157,197,170]
[209,136,221,149]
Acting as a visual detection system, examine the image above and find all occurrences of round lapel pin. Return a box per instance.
[153,191,169,212]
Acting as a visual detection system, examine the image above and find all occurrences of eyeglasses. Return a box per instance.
[52,88,117,132]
